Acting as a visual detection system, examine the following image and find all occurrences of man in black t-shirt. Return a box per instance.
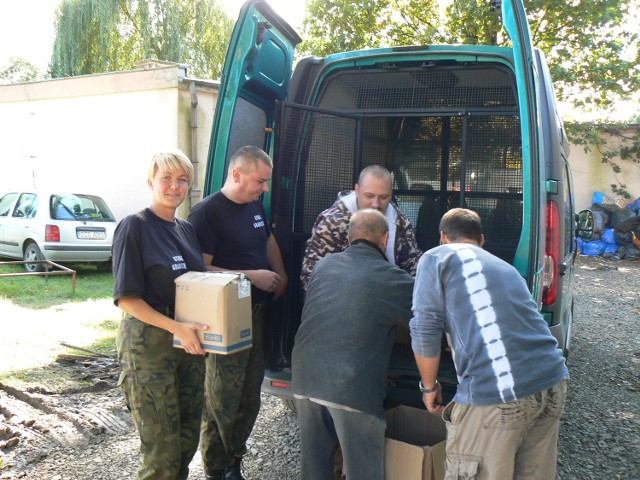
[189,146,288,480]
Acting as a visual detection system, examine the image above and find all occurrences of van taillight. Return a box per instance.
[45,225,60,242]
[543,201,560,305]
[270,381,289,389]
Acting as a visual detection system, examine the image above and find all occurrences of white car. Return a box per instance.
[0,191,116,272]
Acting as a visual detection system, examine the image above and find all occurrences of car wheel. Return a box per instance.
[23,242,45,272]
[97,261,112,273]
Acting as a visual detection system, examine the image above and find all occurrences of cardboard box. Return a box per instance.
[385,405,447,480]
[173,271,252,354]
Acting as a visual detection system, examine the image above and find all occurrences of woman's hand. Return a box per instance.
[173,322,207,355]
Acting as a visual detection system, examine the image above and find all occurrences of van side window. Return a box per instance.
[225,98,268,176]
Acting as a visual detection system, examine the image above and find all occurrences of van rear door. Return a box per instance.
[203,0,300,195]
[498,0,546,296]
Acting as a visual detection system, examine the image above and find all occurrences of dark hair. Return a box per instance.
[439,208,483,243]
[229,145,273,173]
[348,208,389,243]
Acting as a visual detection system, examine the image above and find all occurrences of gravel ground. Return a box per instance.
[0,255,638,479]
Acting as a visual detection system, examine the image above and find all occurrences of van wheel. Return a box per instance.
[23,242,45,272]
[281,398,297,413]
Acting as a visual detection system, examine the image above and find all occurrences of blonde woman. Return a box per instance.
[112,150,207,479]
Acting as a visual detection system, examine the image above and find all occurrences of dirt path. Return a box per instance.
[0,299,121,374]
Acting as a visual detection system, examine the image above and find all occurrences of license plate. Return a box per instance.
[77,230,106,240]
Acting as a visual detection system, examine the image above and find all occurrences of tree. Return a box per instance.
[0,58,41,84]
[50,0,233,80]
[301,0,639,114]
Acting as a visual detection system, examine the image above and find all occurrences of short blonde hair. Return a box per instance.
[148,150,194,185]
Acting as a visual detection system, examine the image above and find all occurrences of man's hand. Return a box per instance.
[173,322,207,355]
[273,271,288,299]
[249,269,283,295]
[422,386,444,414]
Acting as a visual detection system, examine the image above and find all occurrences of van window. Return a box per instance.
[278,62,523,261]
[226,98,268,173]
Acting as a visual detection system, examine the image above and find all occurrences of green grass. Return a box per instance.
[0,263,119,390]
[0,261,114,309]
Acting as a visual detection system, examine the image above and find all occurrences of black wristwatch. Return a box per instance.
[419,378,440,393]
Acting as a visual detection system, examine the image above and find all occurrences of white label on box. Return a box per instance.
[238,278,250,298]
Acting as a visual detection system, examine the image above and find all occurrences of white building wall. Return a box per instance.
[567,128,639,211]
[0,65,218,222]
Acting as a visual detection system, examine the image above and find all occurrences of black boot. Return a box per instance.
[224,457,245,480]
[204,470,225,480]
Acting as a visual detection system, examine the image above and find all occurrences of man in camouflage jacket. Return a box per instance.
[301,165,422,290]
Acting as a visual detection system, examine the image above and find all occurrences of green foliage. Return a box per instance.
[0,58,42,84]
[299,0,388,56]
[0,262,114,309]
[300,0,639,116]
[50,0,233,79]
[444,0,502,45]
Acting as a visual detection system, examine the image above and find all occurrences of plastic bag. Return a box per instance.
[610,208,637,230]
[614,230,633,246]
[581,240,606,256]
[619,245,640,261]
[601,228,616,244]
[591,204,609,234]
[592,191,605,205]
[603,242,619,254]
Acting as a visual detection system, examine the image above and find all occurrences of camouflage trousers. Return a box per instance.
[200,305,266,471]
[117,315,205,480]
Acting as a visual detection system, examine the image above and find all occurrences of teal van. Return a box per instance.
[202,0,592,408]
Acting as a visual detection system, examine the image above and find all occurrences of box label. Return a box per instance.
[204,333,223,342]
[240,328,251,338]
[238,278,250,298]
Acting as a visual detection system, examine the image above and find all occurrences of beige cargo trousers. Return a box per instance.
[443,380,567,480]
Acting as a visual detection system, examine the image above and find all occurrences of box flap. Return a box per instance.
[431,441,447,480]
[385,439,425,480]
[175,271,240,286]
[385,406,446,446]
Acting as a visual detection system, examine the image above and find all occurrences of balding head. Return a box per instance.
[348,209,389,247]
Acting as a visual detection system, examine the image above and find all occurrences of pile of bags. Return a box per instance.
[578,192,640,260]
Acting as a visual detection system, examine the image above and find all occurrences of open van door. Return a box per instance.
[203,0,300,196]
[497,0,546,295]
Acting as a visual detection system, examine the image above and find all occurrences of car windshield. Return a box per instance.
[49,194,115,221]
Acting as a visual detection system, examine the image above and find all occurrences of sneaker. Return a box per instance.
[224,457,245,480]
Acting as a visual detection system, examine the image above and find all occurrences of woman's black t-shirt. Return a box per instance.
[112,208,206,313]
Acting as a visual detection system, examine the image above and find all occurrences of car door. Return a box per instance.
[0,192,19,257]
[3,192,38,258]
[203,0,300,198]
